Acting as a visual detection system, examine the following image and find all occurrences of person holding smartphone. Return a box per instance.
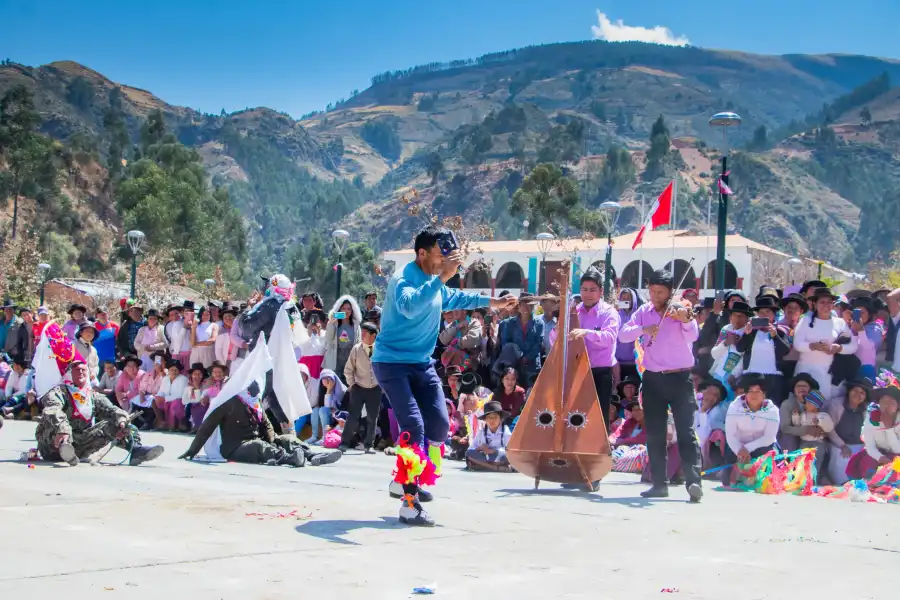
[324,296,362,382]
[736,296,792,405]
[849,297,883,381]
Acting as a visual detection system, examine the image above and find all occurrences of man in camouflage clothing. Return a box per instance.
[36,361,164,466]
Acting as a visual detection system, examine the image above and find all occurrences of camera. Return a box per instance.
[437,231,459,256]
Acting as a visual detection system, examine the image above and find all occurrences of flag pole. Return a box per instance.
[671,178,677,281]
[705,188,711,292]
[638,192,645,291]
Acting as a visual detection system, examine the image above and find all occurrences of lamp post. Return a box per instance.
[126,230,146,299]
[709,112,742,292]
[536,232,554,294]
[37,263,51,305]
[786,258,803,286]
[599,201,622,298]
[332,229,350,300]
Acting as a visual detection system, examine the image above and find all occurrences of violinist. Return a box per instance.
[618,269,703,503]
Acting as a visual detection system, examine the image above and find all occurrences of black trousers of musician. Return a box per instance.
[591,366,613,431]
[641,370,701,487]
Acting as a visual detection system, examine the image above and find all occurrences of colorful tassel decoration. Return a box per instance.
[392,432,438,486]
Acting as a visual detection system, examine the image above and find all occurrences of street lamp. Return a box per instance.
[709,111,742,292]
[126,230,146,299]
[332,229,350,300]
[536,232,554,294]
[599,201,621,297]
[786,258,803,285]
[37,263,51,305]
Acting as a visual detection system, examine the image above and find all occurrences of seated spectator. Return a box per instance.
[610,400,647,447]
[608,398,623,434]
[308,370,344,445]
[722,374,780,485]
[791,389,833,482]
[94,361,120,405]
[695,379,729,471]
[496,296,544,382]
[778,373,819,451]
[156,358,188,431]
[617,376,640,407]
[826,378,871,485]
[494,367,525,420]
[449,393,480,460]
[439,309,484,371]
[115,354,145,412]
[182,362,208,433]
[465,401,512,472]
[846,380,900,479]
[1,358,34,419]
[197,361,229,424]
[138,351,167,429]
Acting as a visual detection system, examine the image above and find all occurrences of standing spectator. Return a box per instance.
[324,295,362,380]
[340,322,382,453]
[189,306,219,369]
[73,323,100,383]
[117,304,145,357]
[364,291,382,320]
[618,269,702,501]
[208,301,223,328]
[215,305,239,367]
[93,307,120,338]
[0,299,15,349]
[776,293,807,381]
[549,267,620,430]
[615,288,644,381]
[33,306,50,342]
[135,309,167,371]
[157,357,188,431]
[61,303,89,341]
[300,292,325,326]
[709,300,752,399]
[178,301,197,370]
[539,298,557,358]
[17,308,35,363]
[737,296,791,405]
[794,287,858,402]
[498,295,544,383]
[299,310,327,406]
[722,374,780,485]
[3,306,33,364]
[849,297,883,381]
[164,305,188,370]
[470,308,495,386]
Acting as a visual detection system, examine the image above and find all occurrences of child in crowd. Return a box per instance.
[792,389,834,481]
[307,370,344,446]
[465,401,512,472]
[95,361,120,404]
[340,323,382,454]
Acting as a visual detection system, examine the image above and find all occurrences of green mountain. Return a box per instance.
[3,41,900,292]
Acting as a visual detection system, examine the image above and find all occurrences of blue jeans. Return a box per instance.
[309,406,331,439]
[372,361,449,448]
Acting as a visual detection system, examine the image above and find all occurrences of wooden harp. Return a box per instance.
[506,265,612,488]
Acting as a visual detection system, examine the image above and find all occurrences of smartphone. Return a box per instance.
[751,317,770,330]
[715,290,726,303]
[617,301,631,309]
[334,311,346,320]
[852,308,862,323]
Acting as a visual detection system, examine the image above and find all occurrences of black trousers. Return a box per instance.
[642,370,701,487]
[591,366,613,431]
[341,385,383,449]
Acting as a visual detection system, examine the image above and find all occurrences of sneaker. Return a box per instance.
[337,444,351,453]
[364,447,376,455]
[308,449,343,466]
[639,485,670,499]
[303,436,318,445]
[384,446,397,456]
[687,482,703,503]
[58,441,79,466]
[398,494,435,527]
[129,445,164,466]
[388,481,434,502]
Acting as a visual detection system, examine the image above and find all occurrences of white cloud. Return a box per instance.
[591,11,690,47]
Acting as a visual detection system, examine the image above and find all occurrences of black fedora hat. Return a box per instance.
[729,301,753,316]
[145,308,161,319]
[182,300,196,311]
[810,287,839,302]
[616,375,641,398]
[164,357,182,370]
[850,296,874,313]
[698,378,728,401]
[789,372,820,392]
[799,280,827,295]
[188,362,207,377]
[846,378,873,400]
[695,297,715,312]
[478,400,510,421]
[122,354,142,369]
[67,303,87,315]
[872,385,900,404]
[757,285,779,300]
[459,370,482,395]
[753,296,780,311]
[781,293,807,311]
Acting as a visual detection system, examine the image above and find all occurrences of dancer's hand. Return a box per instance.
[53,433,70,449]
[178,451,194,461]
[440,250,464,282]
[490,295,518,311]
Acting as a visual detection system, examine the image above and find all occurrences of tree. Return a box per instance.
[511,163,581,234]
[0,85,63,238]
[425,152,444,185]
[104,87,131,181]
[361,120,401,161]
[615,107,630,135]
[0,226,42,306]
[66,76,94,111]
[644,114,671,180]
[860,107,873,127]
[749,125,768,151]
[288,234,376,306]
[591,101,607,122]
[509,133,526,170]
[594,146,635,203]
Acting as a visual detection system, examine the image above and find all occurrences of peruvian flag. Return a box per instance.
[631,181,674,250]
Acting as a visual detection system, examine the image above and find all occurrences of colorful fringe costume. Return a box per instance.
[730,448,817,495]
[393,432,443,488]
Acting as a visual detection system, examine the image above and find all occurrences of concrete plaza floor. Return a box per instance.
[0,419,894,599]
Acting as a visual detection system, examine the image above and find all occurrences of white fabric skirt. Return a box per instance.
[190,345,216,369]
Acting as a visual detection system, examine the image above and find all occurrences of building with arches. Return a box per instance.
[381,230,856,298]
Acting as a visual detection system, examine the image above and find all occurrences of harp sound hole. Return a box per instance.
[537,411,554,426]
[551,459,569,467]
[568,413,586,428]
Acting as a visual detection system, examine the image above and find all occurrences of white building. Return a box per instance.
[381,230,858,298]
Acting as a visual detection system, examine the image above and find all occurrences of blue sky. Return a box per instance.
[1,0,894,117]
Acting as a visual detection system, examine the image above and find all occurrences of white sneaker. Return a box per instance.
[303,436,318,444]
[398,494,435,527]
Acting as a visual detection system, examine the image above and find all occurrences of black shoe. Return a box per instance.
[687,482,703,503]
[640,485,669,498]
[129,445,164,466]
[308,449,342,466]
[337,444,351,453]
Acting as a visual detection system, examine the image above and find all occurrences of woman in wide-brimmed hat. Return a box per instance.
[846,375,900,479]
[735,295,792,406]
[709,300,754,400]
[135,308,167,372]
[61,303,89,342]
[778,372,820,451]
[189,305,219,369]
[157,357,189,431]
[826,378,873,484]
[464,400,513,472]
[793,287,858,404]
[182,362,209,432]
[72,321,100,381]
[848,296,883,382]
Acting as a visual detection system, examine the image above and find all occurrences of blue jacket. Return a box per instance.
[373,261,490,365]
[499,315,545,371]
